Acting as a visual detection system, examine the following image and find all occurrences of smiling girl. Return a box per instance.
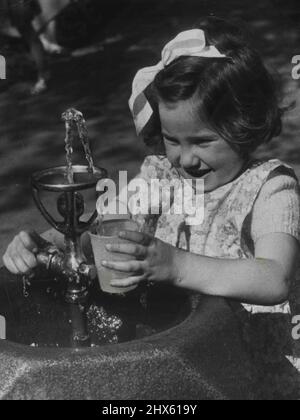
[100,19,300,308]
[3,17,300,397]
[104,17,300,397]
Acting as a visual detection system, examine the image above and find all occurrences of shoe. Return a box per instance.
[30,78,48,95]
[39,35,66,55]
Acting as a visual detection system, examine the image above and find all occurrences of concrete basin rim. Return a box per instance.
[0,294,205,359]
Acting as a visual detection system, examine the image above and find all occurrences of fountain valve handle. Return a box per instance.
[79,263,97,282]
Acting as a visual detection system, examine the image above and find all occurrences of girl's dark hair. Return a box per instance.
[143,17,282,156]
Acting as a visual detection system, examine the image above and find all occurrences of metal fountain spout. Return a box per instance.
[30,109,107,347]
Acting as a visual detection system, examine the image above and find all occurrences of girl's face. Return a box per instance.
[159,99,246,192]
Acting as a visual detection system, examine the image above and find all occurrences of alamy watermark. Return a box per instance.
[292,55,300,80]
[292,316,300,341]
[0,55,6,80]
[96,171,205,226]
[0,316,5,340]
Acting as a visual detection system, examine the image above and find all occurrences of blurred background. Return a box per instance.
[0,0,300,257]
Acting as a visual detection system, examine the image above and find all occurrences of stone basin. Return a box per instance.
[0,267,255,400]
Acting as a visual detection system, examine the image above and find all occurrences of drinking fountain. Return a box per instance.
[30,109,107,347]
[0,109,257,400]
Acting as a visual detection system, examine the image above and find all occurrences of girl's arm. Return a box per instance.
[104,231,299,306]
[173,232,299,305]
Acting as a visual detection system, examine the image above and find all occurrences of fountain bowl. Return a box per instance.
[0,267,256,400]
[31,165,108,193]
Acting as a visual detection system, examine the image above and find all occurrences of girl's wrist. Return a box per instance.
[171,247,187,287]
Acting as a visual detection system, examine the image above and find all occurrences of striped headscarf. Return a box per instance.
[129,29,227,136]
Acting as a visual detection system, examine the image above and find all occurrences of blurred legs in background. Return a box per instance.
[33,0,70,54]
[34,16,65,55]
[8,0,49,94]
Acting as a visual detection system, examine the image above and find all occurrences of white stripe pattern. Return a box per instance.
[129,29,227,135]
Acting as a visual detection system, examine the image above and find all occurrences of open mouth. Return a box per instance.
[183,168,213,178]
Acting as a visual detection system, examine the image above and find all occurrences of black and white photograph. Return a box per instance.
[0,0,300,402]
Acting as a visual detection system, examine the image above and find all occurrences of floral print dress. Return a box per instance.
[135,155,300,398]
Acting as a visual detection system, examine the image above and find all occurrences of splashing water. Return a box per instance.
[61,109,96,184]
[76,114,95,175]
[63,116,75,184]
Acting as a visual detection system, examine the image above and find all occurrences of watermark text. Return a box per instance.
[292,55,300,80]
[0,316,6,340]
[0,55,6,80]
[292,315,300,340]
[96,171,205,226]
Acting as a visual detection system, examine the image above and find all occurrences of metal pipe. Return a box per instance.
[69,303,91,348]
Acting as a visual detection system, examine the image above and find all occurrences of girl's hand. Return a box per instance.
[2,231,39,275]
[102,231,179,288]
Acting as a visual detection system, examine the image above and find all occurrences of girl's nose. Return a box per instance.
[180,149,200,169]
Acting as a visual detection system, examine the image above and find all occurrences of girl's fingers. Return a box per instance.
[19,231,38,253]
[5,250,28,274]
[102,260,145,274]
[20,248,37,270]
[106,243,147,259]
[3,254,19,275]
[15,242,37,269]
[13,256,31,274]
[111,276,145,288]
[119,230,152,246]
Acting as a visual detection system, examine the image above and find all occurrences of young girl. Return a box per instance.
[3,17,300,398]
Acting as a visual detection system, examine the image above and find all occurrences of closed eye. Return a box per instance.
[163,133,217,146]
[190,137,217,146]
[194,140,213,147]
[163,136,180,145]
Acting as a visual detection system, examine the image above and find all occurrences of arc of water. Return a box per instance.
[75,115,96,176]
[62,109,96,184]
[64,119,75,184]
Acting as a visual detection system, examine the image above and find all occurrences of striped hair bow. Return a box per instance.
[129,29,226,136]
